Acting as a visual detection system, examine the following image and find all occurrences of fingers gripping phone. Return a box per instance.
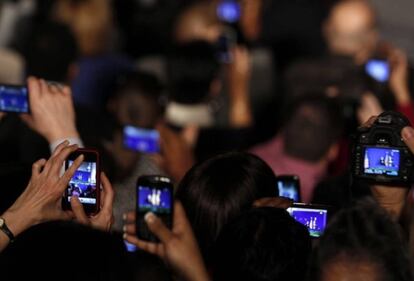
[287,204,330,238]
[0,84,29,113]
[123,126,160,153]
[276,175,301,202]
[62,148,100,215]
[136,175,173,242]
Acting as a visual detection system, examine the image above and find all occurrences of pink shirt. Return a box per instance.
[250,135,327,203]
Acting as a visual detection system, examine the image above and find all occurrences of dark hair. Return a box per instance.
[166,40,219,104]
[309,199,413,281]
[112,71,165,127]
[283,95,344,162]
[0,221,132,281]
[115,70,164,100]
[22,21,78,82]
[213,207,311,281]
[176,152,278,262]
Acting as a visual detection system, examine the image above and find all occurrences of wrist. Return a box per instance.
[2,208,36,237]
[47,128,80,143]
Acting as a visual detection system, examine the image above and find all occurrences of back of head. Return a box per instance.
[22,21,78,82]
[167,40,219,105]
[0,221,132,281]
[176,152,278,263]
[283,95,344,162]
[213,207,311,281]
[310,199,412,281]
[110,71,165,127]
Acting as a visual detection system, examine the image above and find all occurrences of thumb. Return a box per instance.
[145,212,173,244]
[70,196,89,225]
[402,126,414,153]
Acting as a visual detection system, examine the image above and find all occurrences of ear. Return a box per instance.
[327,143,340,162]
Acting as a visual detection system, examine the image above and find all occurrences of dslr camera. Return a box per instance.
[352,111,414,186]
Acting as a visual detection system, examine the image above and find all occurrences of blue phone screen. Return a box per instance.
[365,60,390,82]
[0,85,29,113]
[124,126,160,153]
[287,207,328,238]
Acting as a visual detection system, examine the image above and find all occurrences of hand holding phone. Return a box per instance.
[287,204,330,238]
[136,175,174,242]
[62,148,100,216]
[124,201,210,281]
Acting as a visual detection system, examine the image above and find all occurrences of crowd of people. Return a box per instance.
[1,0,414,280]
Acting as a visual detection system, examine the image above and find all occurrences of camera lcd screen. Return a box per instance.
[287,207,328,238]
[217,0,241,23]
[0,85,29,113]
[137,186,172,215]
[363,147,400,176]
[67,161,97,204]
[277,181,300,202]
[124,126,160,153]
[365,60,390,82]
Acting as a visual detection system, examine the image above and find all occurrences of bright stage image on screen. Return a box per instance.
[138,186,172,214]
[0,86,29,113]
[67,161,97,204]
[287,207,328,237]
[124,126,160,153]
[363,147,400,176]
[277,181,299,202]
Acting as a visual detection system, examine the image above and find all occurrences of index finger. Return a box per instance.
[57,154,84,192]
[27,76,41,100]
[360,115,378,129]
[48,144,79,176]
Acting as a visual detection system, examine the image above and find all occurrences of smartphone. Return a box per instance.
[123,126,160,153]
[136,175,173,242]
[287,204,329,238]
[62,148,100,215]
[216,28,236,64]
[0,84,29,113]
[365,59,390,83]
[217,0,241,23]
[276,175,301,202]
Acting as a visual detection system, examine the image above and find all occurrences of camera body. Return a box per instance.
[352,111,414,186]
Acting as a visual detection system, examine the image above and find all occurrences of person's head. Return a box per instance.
[23,21,78,82]
[213,207,311,281]
[176,152,278,262]
[167,40,220,105]
[174,2,222,43]
[324,0,378,61]
[0,221,132,281]
[310,199,412,281]
[108,71,165,128]
[53,0,113,56]
[282,95,344,164]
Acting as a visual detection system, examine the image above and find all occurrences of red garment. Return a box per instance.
[250,135,327,203]
[396,102,414,125]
